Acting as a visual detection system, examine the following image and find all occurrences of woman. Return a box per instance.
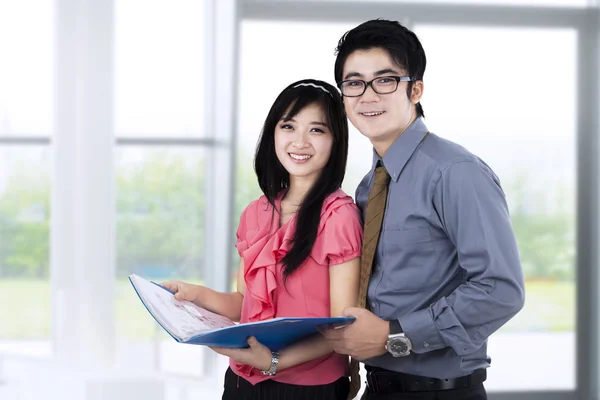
[163,79,362,399]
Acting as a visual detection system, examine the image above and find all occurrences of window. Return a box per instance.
[115,0,205,138]
[0,1,53,358]
[114,0,210,377]
[236,21,372,220]
[287,0,588,7]
[114,147,207,375]
[414,24,577,391]
[0,147,51,356]
[0,2,53,137]
[238,20,577,391]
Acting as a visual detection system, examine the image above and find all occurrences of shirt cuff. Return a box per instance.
[399,308,446,354]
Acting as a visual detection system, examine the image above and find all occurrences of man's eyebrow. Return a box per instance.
[343,71,362,80]
[343,68,401,81]
[374,68,400,76]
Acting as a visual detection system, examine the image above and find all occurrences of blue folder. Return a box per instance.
[182,316,354,350]
[129,275,355,351]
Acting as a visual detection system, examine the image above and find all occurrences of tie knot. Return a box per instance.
[374,166,390,185]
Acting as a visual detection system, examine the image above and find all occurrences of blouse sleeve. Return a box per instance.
[235,202,254,256]
[312,202,363,266]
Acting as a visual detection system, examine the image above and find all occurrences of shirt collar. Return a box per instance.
[370,117,430,182]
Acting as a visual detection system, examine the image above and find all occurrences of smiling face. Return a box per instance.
[341,47,423,155]
[274,102,334,186]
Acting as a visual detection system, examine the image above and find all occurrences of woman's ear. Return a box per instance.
[411,80,424,104]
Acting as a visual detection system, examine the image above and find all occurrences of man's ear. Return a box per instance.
[411,80,424,104]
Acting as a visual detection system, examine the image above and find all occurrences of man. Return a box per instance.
[321,19,525,399]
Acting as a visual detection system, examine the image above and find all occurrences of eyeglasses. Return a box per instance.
[338,76,412,97]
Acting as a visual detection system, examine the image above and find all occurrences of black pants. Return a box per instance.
[222,367,350,400]
[360,383,487,400]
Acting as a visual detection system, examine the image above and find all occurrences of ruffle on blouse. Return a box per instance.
[234,189,357,380]
[241,190,355,322]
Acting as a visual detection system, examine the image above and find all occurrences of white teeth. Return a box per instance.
[289,153,311,160]
[362,111,384,116]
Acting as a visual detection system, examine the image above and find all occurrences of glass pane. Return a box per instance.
[415,25,576,391]
[0,2,53,136]
[236,20,372,217]
[0,146,51,357]
[114,146,207,377]
[235,20,375,286]
[115,0,205,137]
[278,0,588,6]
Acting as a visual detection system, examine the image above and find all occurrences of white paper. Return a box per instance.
[130,274,235,341]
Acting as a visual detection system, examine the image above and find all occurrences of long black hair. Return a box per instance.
[254,79,348,279]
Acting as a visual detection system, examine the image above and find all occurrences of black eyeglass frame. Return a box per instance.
[337,75,413,97]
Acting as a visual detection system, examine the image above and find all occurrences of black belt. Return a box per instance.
[365,366,486,393]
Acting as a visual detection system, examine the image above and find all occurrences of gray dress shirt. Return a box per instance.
[356,117,525,379]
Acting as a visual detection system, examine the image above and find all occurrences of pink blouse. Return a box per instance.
[230,189,363,386]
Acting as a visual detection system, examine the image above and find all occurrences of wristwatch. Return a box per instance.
[385,320,412,357]
[261,351,280,376]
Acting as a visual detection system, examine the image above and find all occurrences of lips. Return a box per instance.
[289,153,312,160]
[359,111,385,117]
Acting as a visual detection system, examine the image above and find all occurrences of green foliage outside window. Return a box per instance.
[0,156,576,281]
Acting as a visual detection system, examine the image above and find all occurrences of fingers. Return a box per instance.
[247,336,268,350]
[174,291,187,301]
[319,326,345,339]
[159,280,177,291]
[317,320,349,333]
[158,280,192,301]
[342,306,360,317]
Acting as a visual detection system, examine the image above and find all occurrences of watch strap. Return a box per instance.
[389,319,403,335]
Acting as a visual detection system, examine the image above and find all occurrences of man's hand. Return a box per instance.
[160,280,202,303]
[320,307,389,361]
[210,337,272,371]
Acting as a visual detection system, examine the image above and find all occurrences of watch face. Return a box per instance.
[388,337,410,357]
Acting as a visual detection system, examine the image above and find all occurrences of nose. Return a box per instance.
[360,84,380,103]
[292,131,310,149]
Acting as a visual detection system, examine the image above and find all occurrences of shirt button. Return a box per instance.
[371,302,376,309]
[423,342,430,348]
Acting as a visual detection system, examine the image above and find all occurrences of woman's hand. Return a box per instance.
[210,336,272,371]
[160,280,203,304]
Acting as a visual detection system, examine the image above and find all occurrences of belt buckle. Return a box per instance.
[366,371,380,393]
